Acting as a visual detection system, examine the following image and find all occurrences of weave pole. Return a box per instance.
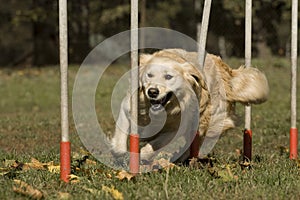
[243,0,252,161]
[198,0,212,68]
[129,0,140,174]
[191,0,212,158]
[59,0,70,183]
[290,0,298,160]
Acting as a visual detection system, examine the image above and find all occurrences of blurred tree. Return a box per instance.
[32,0,58,66]
[0,0,297,67]
[0,0,33,66]
[68,0,90,63]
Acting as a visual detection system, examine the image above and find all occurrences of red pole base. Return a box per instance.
[60,141,71,183]
[243,129,252,161]
[290,128,298,159]
[129,134,139,174]
[190,131,200,158]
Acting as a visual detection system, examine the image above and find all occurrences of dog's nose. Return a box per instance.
[147,88,159,98]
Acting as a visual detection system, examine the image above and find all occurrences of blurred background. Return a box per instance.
[0,0,296,67]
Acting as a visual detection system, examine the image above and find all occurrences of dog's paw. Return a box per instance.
[140,143,155,161]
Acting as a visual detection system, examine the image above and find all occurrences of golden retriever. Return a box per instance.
[110,49,269,163]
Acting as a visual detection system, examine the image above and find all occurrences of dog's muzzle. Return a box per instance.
[147,89,173,111]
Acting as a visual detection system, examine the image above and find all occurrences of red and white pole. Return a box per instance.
[290,0,298,160]
[130,0,140,174]
[59,0,71,182]
[244,0,252,161]
[193,0,212,158]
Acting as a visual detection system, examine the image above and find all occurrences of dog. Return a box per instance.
[110,49,269,163]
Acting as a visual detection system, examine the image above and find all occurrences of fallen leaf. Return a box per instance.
[239,160,251,170]
[85,159,97,165]
[47,165,60,174]
[296,159,300,168]
[235,149,242,156]
[189,157,201,169]
[102,185,124,200]
[116,170,134,181]
[58,192,72,199]
[106,172,112,179]
[13,179,43,200]
[3,159,18,168]
[157,158,175,169]
[82,186,100,195]
[23,158,45,170]
[151,158,176,171]
[68,174,81,184]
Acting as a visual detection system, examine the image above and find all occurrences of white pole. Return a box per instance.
[291,0,298,129]
[245,0,252,130]
[290,0,298,159]
[130,0,139,174]
[59,0,70,182]
[243,0,252,161]
[130,0,138,137]
[59,0,69,142]
[198,0,212,68]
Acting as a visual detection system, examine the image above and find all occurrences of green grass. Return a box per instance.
[1,57,300,200]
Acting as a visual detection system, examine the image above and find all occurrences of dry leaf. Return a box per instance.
[116,170,134,181]
[58,192,72,199]
[68,174,81,184]
[102,185,124,200]
[23,158,45,170]
[106,173,112,179]
[235,149,242,156]
[239,160,251,170]
[82,186,100,195]
[13,179,43,200]
[85,159,97,165]
[189,157,199,168]
[156,158,175,169]
[47,165,60,174]
[68,174,80,180]
[3,159,18,168]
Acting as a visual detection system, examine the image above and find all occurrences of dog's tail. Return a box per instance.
[228,66,269,104]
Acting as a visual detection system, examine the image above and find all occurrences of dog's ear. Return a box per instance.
[229,66,269,104]
[139,54,153,88]
[183,63,206,89]
[183,63,207,101]
[139,53,153,66]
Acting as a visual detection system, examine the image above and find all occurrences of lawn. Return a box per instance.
[0,57,300,200]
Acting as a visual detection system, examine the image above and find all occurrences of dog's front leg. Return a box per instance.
[110,96,130,156]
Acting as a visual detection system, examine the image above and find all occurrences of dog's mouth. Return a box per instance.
[149,92,173,111]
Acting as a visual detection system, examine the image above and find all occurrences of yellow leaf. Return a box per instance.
[13,179,43,200]
[3,159,18,168]
[85,159,97,165]
[66,174,81,184]
[68,174,80,180]
[47,165,60,174]
[102,185,124,200]
[116,170,134,181]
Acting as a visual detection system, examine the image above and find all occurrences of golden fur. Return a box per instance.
[110,49,269,162]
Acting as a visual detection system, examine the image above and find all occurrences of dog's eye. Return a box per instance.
[147,73,153,78]
[164,74,173,80]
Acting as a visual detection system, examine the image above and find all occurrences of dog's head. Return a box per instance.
[139,50,203,113]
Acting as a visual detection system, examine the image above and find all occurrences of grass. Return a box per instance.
[0,57,300,199]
